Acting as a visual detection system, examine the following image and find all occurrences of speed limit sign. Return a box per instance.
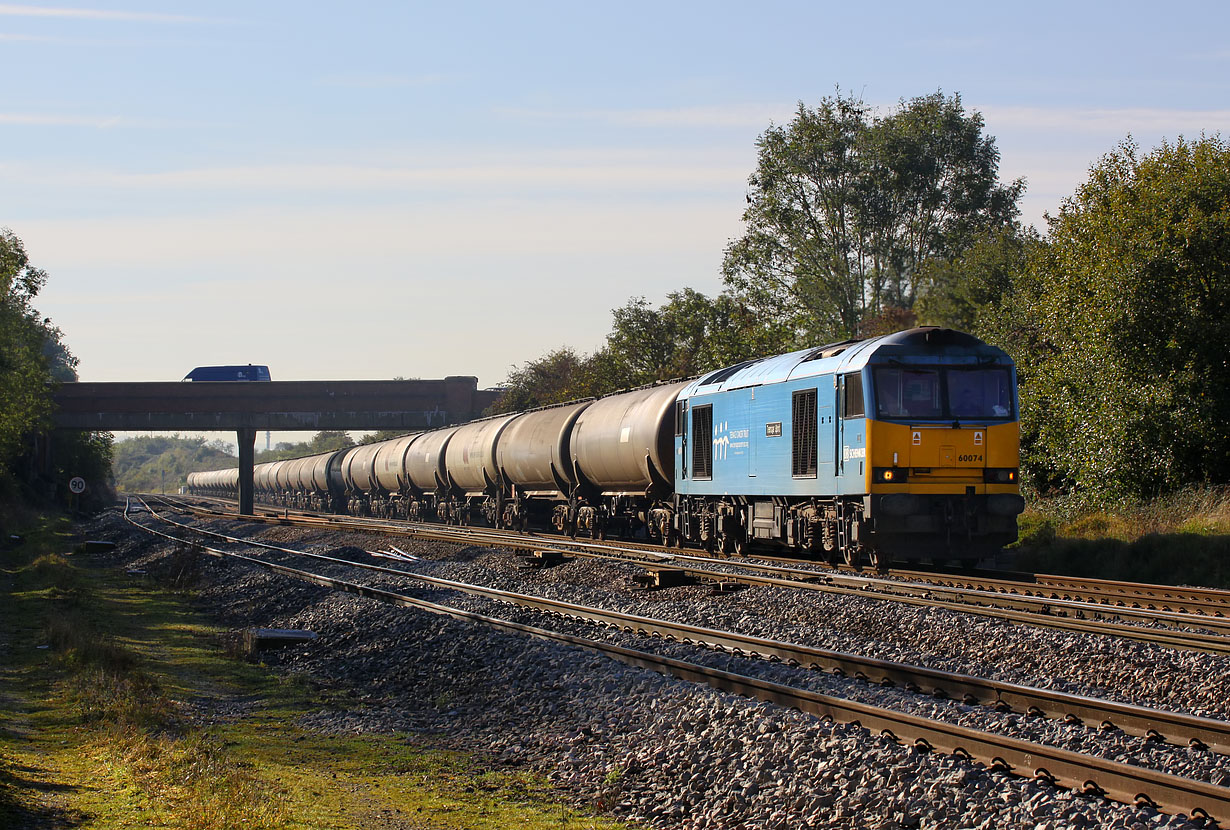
[68,477,86,494]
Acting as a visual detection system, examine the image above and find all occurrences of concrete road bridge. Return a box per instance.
[51,377,503,513]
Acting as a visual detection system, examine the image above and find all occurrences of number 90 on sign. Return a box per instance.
[68,477,86,494]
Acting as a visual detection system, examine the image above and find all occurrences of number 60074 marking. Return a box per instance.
[958,454,983,462]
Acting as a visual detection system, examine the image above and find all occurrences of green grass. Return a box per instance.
[0,511,635,829]
[1011,487,1230,588]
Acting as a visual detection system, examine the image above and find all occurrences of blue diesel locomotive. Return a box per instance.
[662,327,1023,567]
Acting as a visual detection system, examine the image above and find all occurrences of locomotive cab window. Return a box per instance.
[691,404,713,479]
[841,373,865,419]
[873,367,1014,420]
[792,389,818,478]
[947,368,1014,419]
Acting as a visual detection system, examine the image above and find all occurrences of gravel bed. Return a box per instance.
[239,521,1230,718]
[98,508,1226,828]
[209,523,1230,789]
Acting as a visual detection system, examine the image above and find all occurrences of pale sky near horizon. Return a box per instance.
[4,1,1228,451]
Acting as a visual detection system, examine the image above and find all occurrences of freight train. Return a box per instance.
[188,327,1025,568]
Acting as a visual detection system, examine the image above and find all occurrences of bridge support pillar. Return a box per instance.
[237,427,256,515]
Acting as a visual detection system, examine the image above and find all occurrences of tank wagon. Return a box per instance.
[188,328,1025,566]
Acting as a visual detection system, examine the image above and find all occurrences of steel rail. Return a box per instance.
[156,495,1230,655]
[122,499,1230,824]
[136,498,1230,755]
[1036,573,1230,608]
[888,570,1230,618]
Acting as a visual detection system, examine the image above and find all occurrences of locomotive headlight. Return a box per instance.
[983,468,1018,484]
[874,467,908,483]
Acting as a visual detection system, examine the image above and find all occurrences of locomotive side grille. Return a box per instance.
[692,404,713,479]
[793,388,818,477]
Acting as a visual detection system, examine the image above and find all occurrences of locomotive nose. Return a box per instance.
[908,427,987,471]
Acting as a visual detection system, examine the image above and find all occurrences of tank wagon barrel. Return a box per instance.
[443,415,518,525]
[371,433,421,518]
[340,442,383,515]
[494,400,592,530]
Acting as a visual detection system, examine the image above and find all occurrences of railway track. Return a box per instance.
[155,495,1230,655]
[170,493,1230,615]
[124,496,1230,824]
[889,569,1230,619]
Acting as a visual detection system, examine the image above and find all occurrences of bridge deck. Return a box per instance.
[51,378,499,431]
[51,377,503,514]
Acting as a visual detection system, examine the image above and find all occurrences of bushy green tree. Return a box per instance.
[601,290,790,387]
[0,228,112,506]
[494,348,595,412]
[0,230,55,465]
[722,90,1023,346]
[111,435,234,493]
[915,225,1039,335]
[255,430,354,462]
[1010,136,1230,498]
[358,429,413,445]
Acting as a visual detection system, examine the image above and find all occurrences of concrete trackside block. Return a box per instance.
[78,540,117,553]
[632,569,694,589]
[244,628,318,654]
[519,550,567,567]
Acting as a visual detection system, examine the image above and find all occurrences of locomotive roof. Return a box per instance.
[680,327,1012,398]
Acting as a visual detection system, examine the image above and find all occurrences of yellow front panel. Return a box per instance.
[868,421,1020,495]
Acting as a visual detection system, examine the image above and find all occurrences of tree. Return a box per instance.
[602,289,797,386]
[914,225,1039,335]
[0,229,55,466]
[722,90,1024,347]
[359,429,414,445]
[112,435,236,494]
[1011,136,1230,498]
[493,348,596,413]
[255,430,354,462]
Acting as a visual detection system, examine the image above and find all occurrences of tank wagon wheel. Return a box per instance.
[867,548,888,572]
[720,524,747,556]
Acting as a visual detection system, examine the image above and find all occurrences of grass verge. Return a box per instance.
[0,511,633,829]
[1012,487,1230,588]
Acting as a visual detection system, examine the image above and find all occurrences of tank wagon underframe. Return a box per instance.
[189,328,1025,567]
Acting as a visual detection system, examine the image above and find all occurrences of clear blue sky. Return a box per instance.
[4,0,1228,403]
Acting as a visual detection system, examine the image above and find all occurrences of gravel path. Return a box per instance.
[95,507,1230,829]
